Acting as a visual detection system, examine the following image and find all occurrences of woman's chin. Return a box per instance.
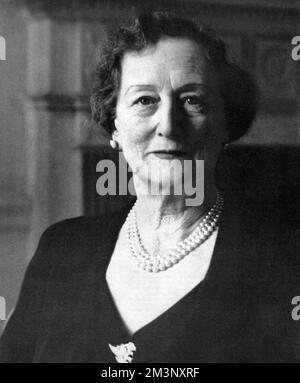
[135,174,185,197]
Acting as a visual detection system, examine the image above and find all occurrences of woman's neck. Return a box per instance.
[134,185,218,241]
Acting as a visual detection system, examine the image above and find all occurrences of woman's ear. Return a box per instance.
[112,129,119,140]
[114,118,120,132]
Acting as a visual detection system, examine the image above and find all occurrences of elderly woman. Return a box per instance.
[0,12,299,363]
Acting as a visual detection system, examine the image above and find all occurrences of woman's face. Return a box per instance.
[115,37,228,195]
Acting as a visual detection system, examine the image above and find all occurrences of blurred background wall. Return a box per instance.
[0,0,299,333]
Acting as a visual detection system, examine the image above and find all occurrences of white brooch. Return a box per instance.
[108,342,136,363]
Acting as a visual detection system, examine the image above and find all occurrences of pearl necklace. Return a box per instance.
[126,192,224,273]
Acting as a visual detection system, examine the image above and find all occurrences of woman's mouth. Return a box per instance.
[151,150,189,159]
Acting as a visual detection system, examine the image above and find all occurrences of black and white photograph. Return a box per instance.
[0,0,299,364]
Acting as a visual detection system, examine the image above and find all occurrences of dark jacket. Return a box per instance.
[0,197,299,363]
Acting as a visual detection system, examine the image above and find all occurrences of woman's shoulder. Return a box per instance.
[43,215,108,240]
[37,201,134,262]
[44,200,134,240]
[38,216,109,251]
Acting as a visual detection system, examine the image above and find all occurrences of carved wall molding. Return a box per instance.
[256,39,297,103]
[30,95,90,112]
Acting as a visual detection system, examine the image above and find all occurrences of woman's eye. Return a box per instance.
[182,96,205,113]
[135,97,157,106]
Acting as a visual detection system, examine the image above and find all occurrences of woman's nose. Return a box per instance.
[156,100,184,139]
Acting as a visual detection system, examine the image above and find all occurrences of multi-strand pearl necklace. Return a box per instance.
[126,192,224,273]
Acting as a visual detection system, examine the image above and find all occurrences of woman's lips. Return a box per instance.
[150,150,189,159]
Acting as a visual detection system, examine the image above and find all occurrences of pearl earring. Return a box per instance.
[110,139,119,150]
